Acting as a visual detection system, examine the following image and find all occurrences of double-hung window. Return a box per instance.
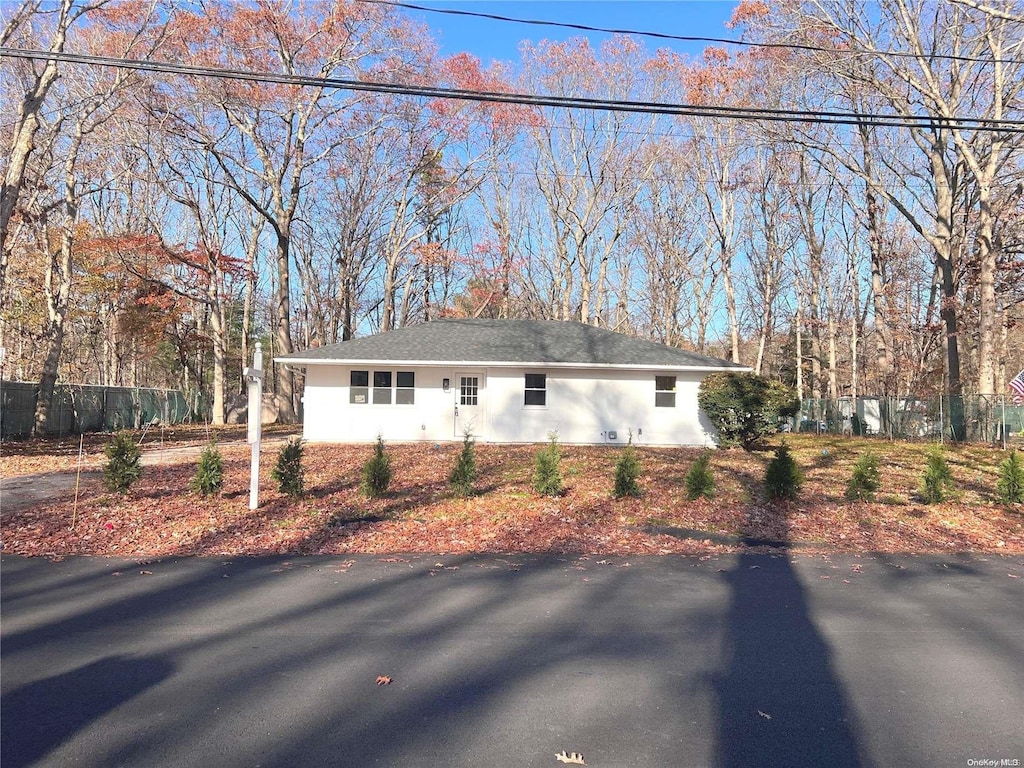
[350,371,369,404]
[655,376,677,408]
[396,372,415,404]
[524,373,547,407]
[373,371,392,404]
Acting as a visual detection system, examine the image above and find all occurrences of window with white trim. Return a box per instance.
[352,370,416,405]
[396,371,415,404]
[524,373,547,407]
[372,371,392,404]
[655,376,676,407]
[350,370,369,404]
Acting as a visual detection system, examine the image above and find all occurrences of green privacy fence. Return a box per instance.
[0,381,209,439]
[793,395,1024,444]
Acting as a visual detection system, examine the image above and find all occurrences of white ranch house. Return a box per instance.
[275,319,747,446]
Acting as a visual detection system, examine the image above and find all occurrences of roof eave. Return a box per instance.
[275,357,749,372]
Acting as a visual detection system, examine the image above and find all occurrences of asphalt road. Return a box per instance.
[2,552,1022,768]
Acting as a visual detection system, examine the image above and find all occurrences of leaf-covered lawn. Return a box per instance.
[0,423,296,477]
[2,436,1022,557]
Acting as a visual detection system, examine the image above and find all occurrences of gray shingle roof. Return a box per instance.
[276,319,745,370]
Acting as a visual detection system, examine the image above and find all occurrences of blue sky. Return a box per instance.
[400,1,743,66]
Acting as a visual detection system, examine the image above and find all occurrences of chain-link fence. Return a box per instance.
[0,381,209,439]
[791,395,1024,445]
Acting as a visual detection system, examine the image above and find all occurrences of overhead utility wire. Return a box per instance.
[362,0,1024,66]
[2,47,1022,134]
[0,105,950,152]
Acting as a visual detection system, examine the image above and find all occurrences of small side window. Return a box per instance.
[525,373,547,407]
[655,376,676,408]
[350,370,369,404]
[373,371,392,404]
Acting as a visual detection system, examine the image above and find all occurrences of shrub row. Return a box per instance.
[100,430,1024,507]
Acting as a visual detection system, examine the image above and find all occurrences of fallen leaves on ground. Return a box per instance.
[2,438,1022,558]
[0,424,295,477]
[375,675,392,686]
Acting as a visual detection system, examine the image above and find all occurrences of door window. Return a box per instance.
[460,376,479,406]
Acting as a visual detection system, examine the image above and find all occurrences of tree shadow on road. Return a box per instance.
[1,654,174,768]
[714,499,871,767]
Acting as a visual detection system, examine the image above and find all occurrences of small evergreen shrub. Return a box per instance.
[449,432,478,497]
[533,432,563,496]
[361,435,392,498]
[764,442,803,500]
[919,445,954,504]
[996,449,1024,505]
[103,430,142,493]
[613,438,641,498]
[684,450,715,500]
[845,451,881,501]
[191,442,224,497]
[272,437,305,498]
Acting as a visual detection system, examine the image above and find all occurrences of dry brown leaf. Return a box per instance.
[375,675,392,685]
[555,751,585,765]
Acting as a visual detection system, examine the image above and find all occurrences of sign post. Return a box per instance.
[245,342,264,510]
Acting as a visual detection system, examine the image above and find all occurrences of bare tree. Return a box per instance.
[1,0,107,334]
[521,36,661,326]
[166,0,418,421]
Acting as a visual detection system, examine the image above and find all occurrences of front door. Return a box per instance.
[454,372,483,438]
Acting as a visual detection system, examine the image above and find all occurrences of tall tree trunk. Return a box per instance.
[795,308,804,403]
[274,229,296,423]
[0,0,76,304]
[33,122,83,435]
[854,121,894,395]
[975,178,998,395]
[848,246,861,400]
[381,253,398,332]
[240,221,259,394]
[827,293,839,400]
[208,276,226,425]
[722,262,740,364]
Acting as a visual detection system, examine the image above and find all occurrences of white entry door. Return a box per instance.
[454,372,483,438]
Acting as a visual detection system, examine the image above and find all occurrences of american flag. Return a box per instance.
[1011,368,1024,405]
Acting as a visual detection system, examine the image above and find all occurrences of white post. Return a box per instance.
[245,342,264,510]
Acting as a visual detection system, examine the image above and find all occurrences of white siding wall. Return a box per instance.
[301,365,457,443]
[485,367,715,446]
[300,364,718,446]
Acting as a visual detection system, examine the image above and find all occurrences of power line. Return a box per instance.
[3,47,1022,134]
[0,65,963,153]
[0,102,972,153]
[363,0,1024,67]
